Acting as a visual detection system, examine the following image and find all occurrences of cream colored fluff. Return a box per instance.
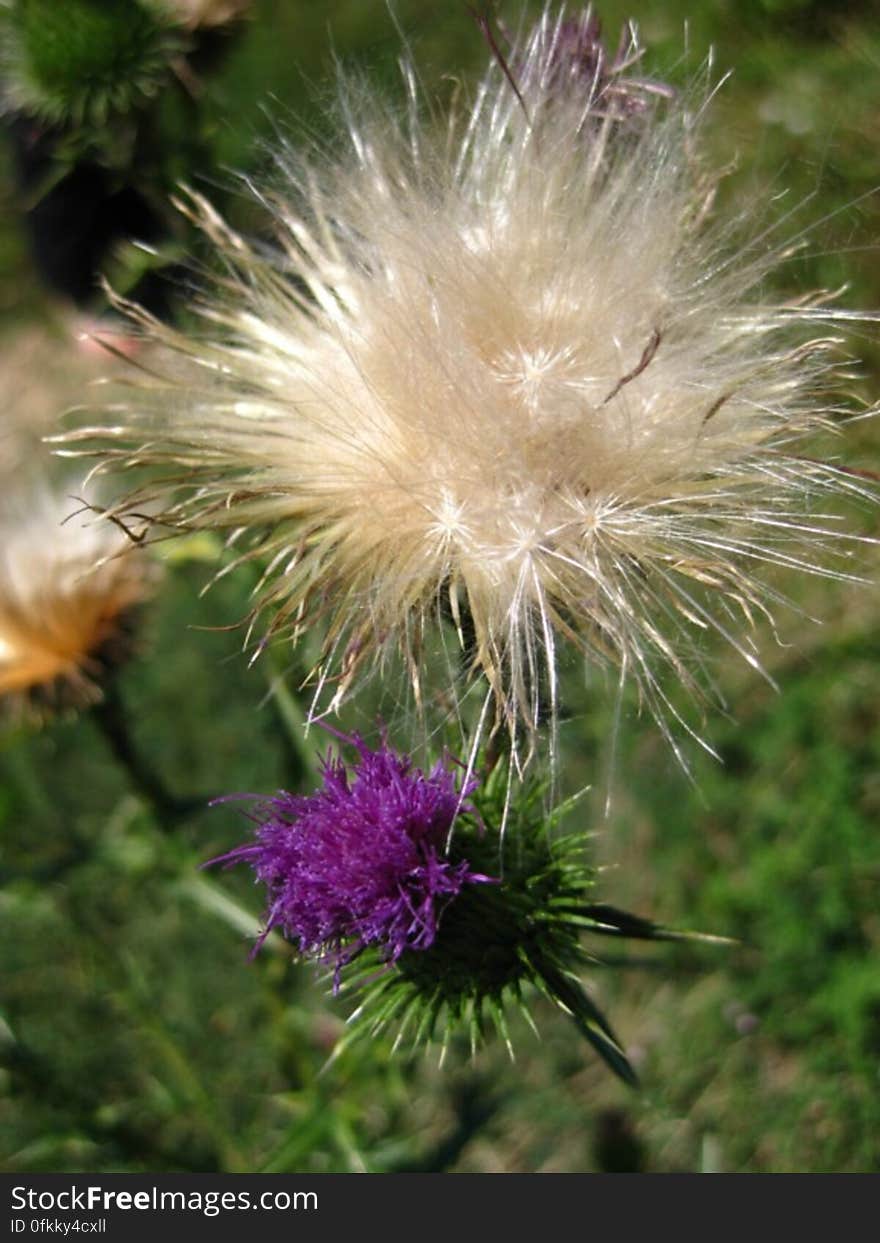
[62,9,876,761]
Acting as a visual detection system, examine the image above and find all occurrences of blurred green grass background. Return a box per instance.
[2,0,880,1173]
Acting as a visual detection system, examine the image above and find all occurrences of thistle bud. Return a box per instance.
[2,0,184,127]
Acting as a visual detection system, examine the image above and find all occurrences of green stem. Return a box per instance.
[261,646,322,787]
[91,678,204,827]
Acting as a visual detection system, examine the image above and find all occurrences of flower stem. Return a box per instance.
[261,646,322,787]
[91,677,204,826]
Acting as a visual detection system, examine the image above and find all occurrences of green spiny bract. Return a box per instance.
[337,770,645,1083]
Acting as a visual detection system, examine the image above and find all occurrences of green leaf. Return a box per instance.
[582,902,736,946]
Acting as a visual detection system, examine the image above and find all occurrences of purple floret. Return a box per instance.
[210,732,492,975]
[528,11,675,117]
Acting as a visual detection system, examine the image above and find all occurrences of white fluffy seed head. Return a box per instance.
[60,7,877,761]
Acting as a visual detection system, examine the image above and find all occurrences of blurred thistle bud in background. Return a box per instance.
[1,0,186,128]
[0,0,245,326]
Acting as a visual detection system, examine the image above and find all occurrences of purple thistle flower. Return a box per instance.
[210,732,493,978]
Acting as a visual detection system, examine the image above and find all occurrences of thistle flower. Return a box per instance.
[212,731,712,1079]
[1,0,184,127]
[211,731,492,971]
[62,6,877,758]
[0,485,156,717]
